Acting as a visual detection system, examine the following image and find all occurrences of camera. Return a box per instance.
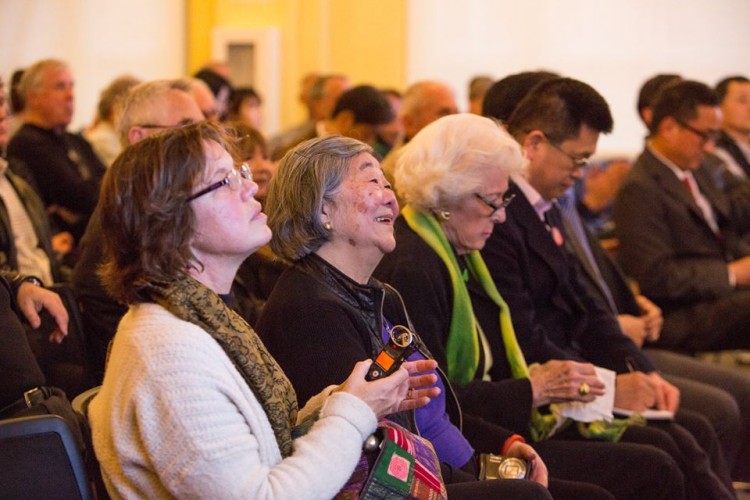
[478,454,530,480]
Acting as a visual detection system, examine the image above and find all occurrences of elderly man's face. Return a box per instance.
[28,66,74,129]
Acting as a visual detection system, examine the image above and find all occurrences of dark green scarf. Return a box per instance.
[143,275,299,457]
[402,205,641,441]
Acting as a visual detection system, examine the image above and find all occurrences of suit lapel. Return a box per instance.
[643,150,719,237]
[507,183,570,311]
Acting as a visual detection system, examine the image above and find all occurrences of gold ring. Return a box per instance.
[578,383,591,396]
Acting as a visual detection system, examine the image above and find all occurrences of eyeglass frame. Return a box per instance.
[673,118,720,144]
[474,191,516,216]
[540,133,591,170]
[187,163,253,202]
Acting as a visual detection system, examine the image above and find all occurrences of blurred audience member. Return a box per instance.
[184,77,220,122]
[194,63,233,120]
[270,74,350,161]
[374,88,403,158]
[0,77,65,283]
[226,87,263,130]
[714,76,750,180]
[468,75,493,115]
[84,75,140,167]
[7,59,106,242]
[7,69,27,138]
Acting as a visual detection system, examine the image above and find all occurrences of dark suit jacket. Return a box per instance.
[480,182,653,374]
[614,148,748,305]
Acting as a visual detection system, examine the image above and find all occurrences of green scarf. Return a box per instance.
[143,275,299,457]
[402,205,641,442]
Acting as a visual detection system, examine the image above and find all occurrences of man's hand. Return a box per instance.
[16,282,68,343]
[614,371,680,412]
[635,295,663,342]
[618,314,647,347]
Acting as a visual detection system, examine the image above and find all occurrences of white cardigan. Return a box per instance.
[90,303,376,499]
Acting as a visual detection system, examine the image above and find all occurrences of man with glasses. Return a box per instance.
[477,77,734,498]
[73,79,204,382]
[614,79,750,355]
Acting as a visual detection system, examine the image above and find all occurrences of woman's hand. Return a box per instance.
[505,441,549,488]
[339,359,440,418]
[528,360,605,408]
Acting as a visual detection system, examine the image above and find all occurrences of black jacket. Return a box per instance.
[257,253,517,452]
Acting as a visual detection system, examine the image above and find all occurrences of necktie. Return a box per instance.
[557,191,618,313]
[543,206,565,246]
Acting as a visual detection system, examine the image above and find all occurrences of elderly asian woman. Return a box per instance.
[256,135,624,499]
[373,113,689,499]
[88,122,437,499]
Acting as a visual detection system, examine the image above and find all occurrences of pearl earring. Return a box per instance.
[438,210,451,221]
[323,221,333,231]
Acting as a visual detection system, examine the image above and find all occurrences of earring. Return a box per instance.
[437,210,451,221]
[323,221,333,231]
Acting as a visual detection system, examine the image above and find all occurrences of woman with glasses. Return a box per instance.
[373,113,688,499]
[88,122,438,498]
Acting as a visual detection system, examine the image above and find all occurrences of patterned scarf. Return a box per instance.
[402,205,641,442]
[143,275,299,457]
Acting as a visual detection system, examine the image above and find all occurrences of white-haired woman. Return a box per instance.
[374,113,687,499]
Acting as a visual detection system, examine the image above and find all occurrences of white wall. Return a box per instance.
[407,0,750,157]
[0,0,185,131]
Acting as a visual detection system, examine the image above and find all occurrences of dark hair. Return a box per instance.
[223,121,268,160]
[98,121,238,304]
[10,69,25,114]
[227,87,262,118]
[506,77,613,143]
[649,80,719,134]
[332,85,394,125]
[482,71,559,123]
[715,75,750,103]
[637,74,681,115]
[194,68,232,98]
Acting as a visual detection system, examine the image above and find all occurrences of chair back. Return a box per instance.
[0,414,93,500]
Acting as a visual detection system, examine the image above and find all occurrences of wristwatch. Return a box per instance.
[21,276,44,288]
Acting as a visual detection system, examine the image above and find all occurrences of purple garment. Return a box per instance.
[382,318,474,468]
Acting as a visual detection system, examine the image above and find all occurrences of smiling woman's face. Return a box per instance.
[323,152,400,258]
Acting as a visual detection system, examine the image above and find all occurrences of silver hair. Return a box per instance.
[117,79,192,146]
[394,113,523,212]
[265,136,372,261]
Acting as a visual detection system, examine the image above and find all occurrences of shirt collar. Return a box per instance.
[647,143,692,182]
[511,172,552,222]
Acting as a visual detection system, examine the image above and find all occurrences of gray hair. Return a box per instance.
[117,79,191,146]
[96,75,141,121]
[394,113,523,212]
[266,136,372,261]
[18,59,69,98]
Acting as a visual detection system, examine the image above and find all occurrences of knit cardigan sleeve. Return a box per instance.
[90,304,376,499]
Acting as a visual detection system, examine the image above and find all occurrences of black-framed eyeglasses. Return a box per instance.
[187,163,253,202]
[541,133,591,169]
[674,118,720,144]
[474,192,515,215]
